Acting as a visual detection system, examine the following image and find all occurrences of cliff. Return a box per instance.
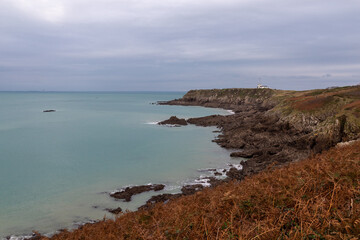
[162,86,360,144]
[162,88,278,111]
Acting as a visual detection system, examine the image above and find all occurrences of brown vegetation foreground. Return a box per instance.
[42,142,360,240]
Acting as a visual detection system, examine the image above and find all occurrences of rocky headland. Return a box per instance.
[159,86,360,180]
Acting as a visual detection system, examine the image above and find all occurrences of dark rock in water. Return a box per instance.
[181,184,204,195]
[106,207,123,214]
[158,116,188,126]
[138,193,183,210]
[110,184,165,202]
[138,176,228,211]
[214,171,222,176]
[43,109,56,112]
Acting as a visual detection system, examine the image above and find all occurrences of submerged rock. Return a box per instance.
[43,109,56,112]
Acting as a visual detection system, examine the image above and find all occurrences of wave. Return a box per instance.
[226,110,235,115]
[4,235,36,240]
[145,121,159,125]
[164,185,181,191]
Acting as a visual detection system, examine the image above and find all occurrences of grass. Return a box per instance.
[280,85,360,113]
[41,141,360,240]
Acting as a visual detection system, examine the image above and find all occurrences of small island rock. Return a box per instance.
[158,116,188,126]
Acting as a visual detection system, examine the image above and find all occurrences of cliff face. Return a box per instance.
[162,88,278,111]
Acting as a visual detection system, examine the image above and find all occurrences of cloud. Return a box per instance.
[0,0,360,91]
[4,0,65,23]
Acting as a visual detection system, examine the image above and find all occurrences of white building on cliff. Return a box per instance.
[257,84,269,89]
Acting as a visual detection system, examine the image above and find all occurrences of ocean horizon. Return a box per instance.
[0,92,237,238]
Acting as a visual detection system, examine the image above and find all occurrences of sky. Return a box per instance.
[0,0,360,91]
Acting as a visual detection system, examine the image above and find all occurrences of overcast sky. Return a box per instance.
[0,0,360,91]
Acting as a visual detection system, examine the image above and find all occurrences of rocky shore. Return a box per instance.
[105,87,360,211]
[158,87,360,180]
[118,87,356,209]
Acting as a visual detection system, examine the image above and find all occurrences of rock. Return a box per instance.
[110,184,165,202]
[43,110,56,112]
[207,177,223,187]
[226,167,245,180]
[158,116,188,126]
[181,184,204,195]
[138,193,182,210]
[230,150,263,158]
[106,207,123,214]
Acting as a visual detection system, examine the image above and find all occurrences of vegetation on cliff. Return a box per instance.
[41,141,360,239]
[275,86,360,141]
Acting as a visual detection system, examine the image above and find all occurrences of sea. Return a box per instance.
[0,92,238,238]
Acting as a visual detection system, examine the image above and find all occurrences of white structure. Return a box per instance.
[257,84,269,89]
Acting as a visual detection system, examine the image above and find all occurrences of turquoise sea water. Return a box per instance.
[0,92,236,238]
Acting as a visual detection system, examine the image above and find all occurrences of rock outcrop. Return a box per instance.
[110,184,165,202]
[158,116,188,126]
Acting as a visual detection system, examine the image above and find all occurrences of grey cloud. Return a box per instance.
[0,0,360,91]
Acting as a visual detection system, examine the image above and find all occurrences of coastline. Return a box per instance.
[11,86,360,239]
